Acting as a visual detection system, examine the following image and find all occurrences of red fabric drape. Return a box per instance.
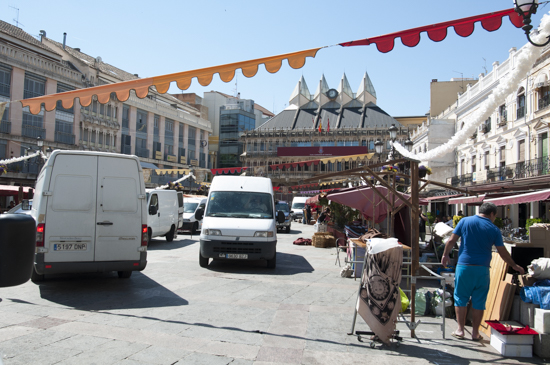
[339,8,523,53]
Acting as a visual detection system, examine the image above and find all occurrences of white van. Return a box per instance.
[197,176,284,268]
[181,196,207,234]
[291,197,308,221]
[31,151,148,281]
[146,189,179,243]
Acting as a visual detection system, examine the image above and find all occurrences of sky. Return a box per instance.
[2,0,547,117]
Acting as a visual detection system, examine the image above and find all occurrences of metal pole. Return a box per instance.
[410,160,419,338]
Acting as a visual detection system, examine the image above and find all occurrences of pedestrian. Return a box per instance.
[302,207,307,224]
[419,211,428,242]
[441,202,524,341]
[445,216,453,228]
[306,205,312,224]
[8,201,15,209]
[317,207,331,223]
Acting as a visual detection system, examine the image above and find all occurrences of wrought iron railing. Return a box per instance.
[135,147,149,159]
[517,106,525,119]
[450,156,550,187]
[22,125,46,139]
[55,131,75,145]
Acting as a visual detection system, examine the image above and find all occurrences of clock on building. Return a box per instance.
[326,89,338,99]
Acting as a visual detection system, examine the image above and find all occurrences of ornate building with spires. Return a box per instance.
[240,73,411,189]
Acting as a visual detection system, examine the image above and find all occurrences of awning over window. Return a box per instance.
[319,153,375,164]
[210,167,248,175]
[424,194,464,201]
[339,8,522,53]
[485,189,550,206]
[448,195,486,205]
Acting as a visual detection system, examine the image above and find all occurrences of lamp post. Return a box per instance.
[388,124,399,160]
[374,139,384,162]
[514,0,550,47]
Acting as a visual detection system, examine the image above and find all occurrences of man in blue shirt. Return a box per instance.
[441,202,524,341]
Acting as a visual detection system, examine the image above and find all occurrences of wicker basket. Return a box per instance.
[313,232,335,248]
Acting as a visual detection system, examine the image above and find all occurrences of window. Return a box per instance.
[136,109,147,133]
[540,86,550,110]
[471,156,476,173]
[517,89,526,119]
[56,83,75,114]
[179,123,184,145]
[0,65,11,98]
[498,105,507,123]
[22,112,44,138]
[122,105,129,129]
[484,151,490,170]
[500,146,506,169]
[23,74,45,99]
[518,140,525,162]
[484,117,491,133]
[54,120,74,144]
[100,103,105,116]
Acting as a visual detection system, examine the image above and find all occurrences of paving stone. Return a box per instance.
[128,345,190,364]
[255,346,303,363]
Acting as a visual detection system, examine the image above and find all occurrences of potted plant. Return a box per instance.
[418,165,432,179]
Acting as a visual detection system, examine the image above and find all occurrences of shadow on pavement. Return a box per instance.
[32,271,188,311]
[147,238,197,251]
[205,252,314,275]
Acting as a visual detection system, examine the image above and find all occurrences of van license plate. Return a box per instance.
[54,243,87,251]
[227,254,247,259]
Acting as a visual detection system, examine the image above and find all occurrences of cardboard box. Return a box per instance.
[535,308,550,334]
[491,326,534,345]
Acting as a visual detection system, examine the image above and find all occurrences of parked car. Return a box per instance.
[181,196,207,235]
[275,201,291,233]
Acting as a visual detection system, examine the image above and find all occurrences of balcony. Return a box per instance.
[54,131,75,145]
[449,156,550,188]
[539,95,550,111]
[121,145,132,155]
[22,125,46,139]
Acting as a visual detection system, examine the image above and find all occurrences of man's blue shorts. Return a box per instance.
[454,264,490,310]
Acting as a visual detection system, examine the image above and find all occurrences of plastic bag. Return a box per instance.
[521,286,550,310]
[340,264,353,278]
[528,258,550,279]
[414,288,433,316]
[400,288,409,313]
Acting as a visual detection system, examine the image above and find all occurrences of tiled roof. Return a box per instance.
[45,37,138,82]
[0,20,59,55]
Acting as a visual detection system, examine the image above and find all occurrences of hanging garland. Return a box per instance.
[393,12,550,162]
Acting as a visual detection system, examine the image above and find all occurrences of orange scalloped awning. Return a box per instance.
[21,48,321,115]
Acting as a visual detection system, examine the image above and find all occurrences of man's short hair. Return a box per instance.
[479,202,497,216]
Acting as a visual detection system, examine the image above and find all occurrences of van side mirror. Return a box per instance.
[277,210,286,224]
[195,208,204,221]
[149,205,158,215]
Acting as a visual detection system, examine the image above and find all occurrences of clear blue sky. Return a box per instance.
[2,0,546,117]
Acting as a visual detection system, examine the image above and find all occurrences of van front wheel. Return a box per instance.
[117,271,132,279]
[199,251,209,267]
[166,226,175,242]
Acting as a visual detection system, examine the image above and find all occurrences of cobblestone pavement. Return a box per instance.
[0,224,543,364]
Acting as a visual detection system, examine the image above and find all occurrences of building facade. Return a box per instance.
[240,73,411,188]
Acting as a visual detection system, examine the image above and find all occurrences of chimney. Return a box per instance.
[39,30,46,42]
[63,32,67,49]
[74,48,80,52]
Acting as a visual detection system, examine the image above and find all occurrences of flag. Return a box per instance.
[318,119,322,133]
[327,118,330,132]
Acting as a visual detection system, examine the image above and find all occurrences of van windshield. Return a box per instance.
[292,202,305,210]
[275,203,289,212]
[184,202,199,213]
[206,191,273,219]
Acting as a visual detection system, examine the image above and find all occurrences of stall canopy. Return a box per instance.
[485,189,550,206]
[327,185,428,224]
[210,167,248,175]
[424,194,464,201]
[448,194,486,205]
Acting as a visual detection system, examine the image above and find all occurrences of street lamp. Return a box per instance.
[388,124,400,160]
[374,139,384,162]
[404,138,414,152]
[514,0,550,47]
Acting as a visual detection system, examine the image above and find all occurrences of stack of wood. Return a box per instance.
[312,232,335,248]
[480,252,518,337]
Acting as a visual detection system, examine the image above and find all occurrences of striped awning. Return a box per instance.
[319,153,375,164]
[448,195,486,205]
[210,167,248,175]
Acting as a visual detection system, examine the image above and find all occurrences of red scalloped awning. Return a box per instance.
[339,8,523,52]
[269,159,321,170]
[210,167,248,175]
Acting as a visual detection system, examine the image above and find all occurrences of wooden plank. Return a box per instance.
[480,253,509,333]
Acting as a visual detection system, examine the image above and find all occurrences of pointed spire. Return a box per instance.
[338,73,354,98]
[357,72,377,105]
[289,76,311,107]
[314,74,329,98]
